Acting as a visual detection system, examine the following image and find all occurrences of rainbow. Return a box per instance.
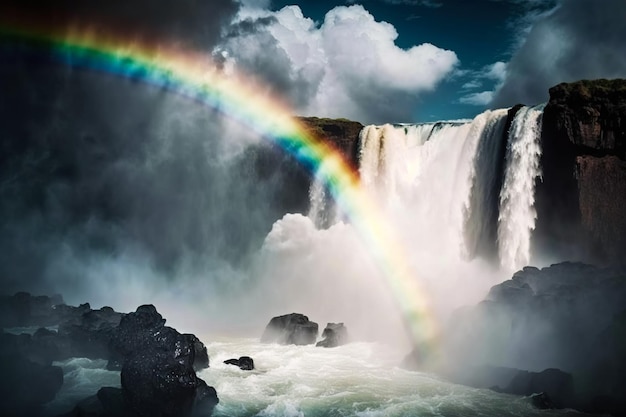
[0,24,439,350]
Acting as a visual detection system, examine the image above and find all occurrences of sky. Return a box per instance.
[2,0,625,123]
[221,0,626,122]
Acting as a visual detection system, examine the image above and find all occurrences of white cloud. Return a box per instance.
[461,80,482,90]
[459,91,494,106]
[215,4,458,122]
[459,61,507,106]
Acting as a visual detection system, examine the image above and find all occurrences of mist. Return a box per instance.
[0,40,518,352]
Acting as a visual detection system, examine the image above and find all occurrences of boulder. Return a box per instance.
[529,392,555,410]
[113,305,218,417]
[58,306,123,360]
[58,387,136,417]
[445,263,626,373]
[0,291,65,327]
[223,356,254,371]
[108,304,166,364]
[316,323,348,348]
[499,368,574,409]
[260,313,318,345]
[184,334,210,371]
[0,352,63,416]
[192,380,219,417]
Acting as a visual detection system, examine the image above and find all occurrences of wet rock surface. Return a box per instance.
[261,313,319,345]
[316,323,348,348]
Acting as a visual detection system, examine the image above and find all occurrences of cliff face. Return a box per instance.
[536,79,626,266]
[241,117,363,222]
[297,116,364,168]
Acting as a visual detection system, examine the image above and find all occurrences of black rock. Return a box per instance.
[192,380,219,417]
[58,306,123,360]
[114,305,218,417]
[108,304,166,362]
[0,292,65,327]
[224,356,255,371]
[316,323,348,348]
[529,392,555,409]
[184,333,210,371]
[503,368,574,408]
[260,313,318,345]
[0,352,63,416]
[57,387,135,417]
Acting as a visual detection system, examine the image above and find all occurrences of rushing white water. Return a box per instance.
[39,340,588,417]
[497,105,545,270]
[357,110,511,262]
[42,358,120,416]
[353,106,545,272]
[199,339,580,417]
[307,176,328,229]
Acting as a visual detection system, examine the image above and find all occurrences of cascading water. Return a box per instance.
[356,110,511,263]
[347,106,544,271]
[497,104,545,270]
[464,110,510,260]
[307,176,327,228]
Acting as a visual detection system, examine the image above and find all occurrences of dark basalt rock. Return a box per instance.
[224,356,254,371]
[529,392,555,410]
[260,313,318,345]
[440,262,626,415]
[316,323,348,348]
[0,291,65,327]
[500,368,574,409]
[58,387,136,417]
[0,351,63,416]
[184,334,210,371]
[114,305,218,417]
[192,380,219,417]
[536,79,626,266]
[58,306,123,360]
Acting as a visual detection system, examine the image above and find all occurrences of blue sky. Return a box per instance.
[2,0,624,123]
[271,0,520,120]
[218,0,626,123]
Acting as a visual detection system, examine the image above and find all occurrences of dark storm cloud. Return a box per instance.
[216,5,458,123]
[0,0,316,300]
[215,13,326,111]
[491,0,626,107]
[0,0,240,48]
[216,13,320,107]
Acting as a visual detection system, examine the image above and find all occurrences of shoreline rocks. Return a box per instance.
[260,313,319,345]
[0,294,218,417]
[316,323,348,348]
[224,356,255,371]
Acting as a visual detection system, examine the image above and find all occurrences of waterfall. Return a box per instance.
[497,104,545,270]
[464,109,509,260]
[357,110,510,260]
[307,174,338,229]
[354,106,543,269]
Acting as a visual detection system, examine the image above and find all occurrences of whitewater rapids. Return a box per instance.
[45,339,587,417]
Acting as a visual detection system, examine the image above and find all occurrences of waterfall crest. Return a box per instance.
[317,106,545,269]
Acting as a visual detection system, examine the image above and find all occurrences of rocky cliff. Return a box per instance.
[298,117,364,168]
[536,79,626,266]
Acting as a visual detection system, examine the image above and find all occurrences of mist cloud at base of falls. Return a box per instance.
[0,56,553,354]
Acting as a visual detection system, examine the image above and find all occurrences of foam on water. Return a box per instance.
[42,358,120,416]
[199,339,583,417]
